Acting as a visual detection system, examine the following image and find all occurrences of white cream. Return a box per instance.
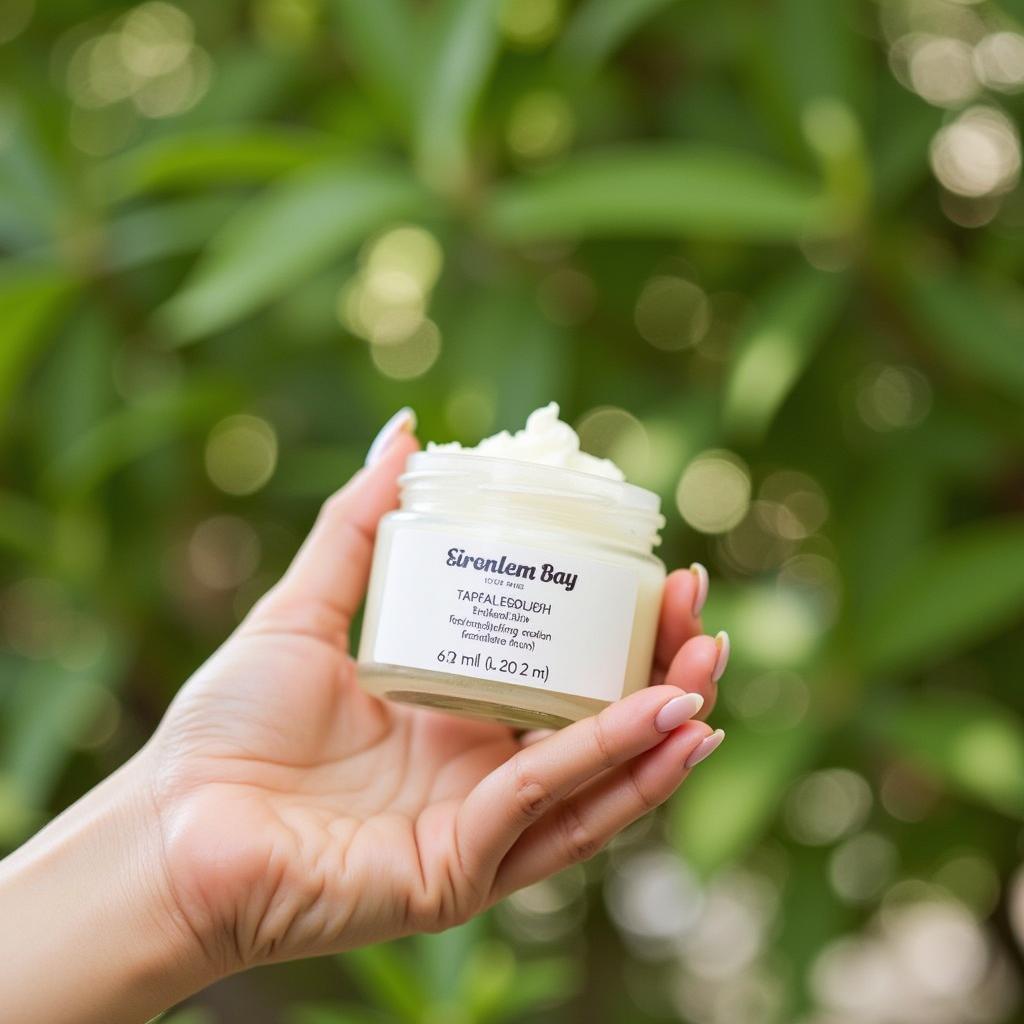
[428,402,625,481]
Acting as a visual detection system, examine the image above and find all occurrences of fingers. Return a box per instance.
[246,409,419,637]
[454,685,704,887]
[493,721,724,898]
[663,631,729,720]
[653,565,708,675]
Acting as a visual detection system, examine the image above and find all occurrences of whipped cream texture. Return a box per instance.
[428,402,625,481]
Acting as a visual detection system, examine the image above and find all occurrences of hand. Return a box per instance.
[147,414,727,974]
[0,413,727,1024]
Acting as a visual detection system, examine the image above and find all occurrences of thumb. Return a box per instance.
[247,408,419,638]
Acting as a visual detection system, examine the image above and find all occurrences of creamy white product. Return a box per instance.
[357,406,665,730]
[428,402,625,481]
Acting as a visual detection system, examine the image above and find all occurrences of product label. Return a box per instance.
[372,527,638,702]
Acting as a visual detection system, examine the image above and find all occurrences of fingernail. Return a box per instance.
[690,562,709,617]
[712,630,730,683]
[366,407,416,466]
[684,728,725,769]
[654,692,704,733]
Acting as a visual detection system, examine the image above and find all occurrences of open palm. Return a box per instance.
[145,425,723,974]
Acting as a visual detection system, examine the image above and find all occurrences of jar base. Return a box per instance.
[358,663,608,730]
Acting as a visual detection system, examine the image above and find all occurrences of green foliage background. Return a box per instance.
[2,0,1024,1021]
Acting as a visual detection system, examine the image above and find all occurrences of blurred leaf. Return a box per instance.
[671,720,820,875]
[415,916,486,1002]
[1,642,125,816]
[414,0,503,190]
[0,264,77,415]
[872,81,943,208]
[330,0,418,129]
[0,107,62,247]
[342,943,427,1024]
[724,265,849,438]
[155,1010,217,1024]
[902,266,1024,404]
[773,0,866,114]
[862,520,1024,675]
[45,382,235,497]
[288,1008,382,1024]
[95,128,344,203]
[484,146,824,242]
[156,163,431,342]
[0,491,49,558]
[867,694,1024,818]
[557,0,678,75]
[487,957,577,1022]
[103,196,243,272]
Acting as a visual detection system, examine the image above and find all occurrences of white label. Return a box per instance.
[372,527,638,702]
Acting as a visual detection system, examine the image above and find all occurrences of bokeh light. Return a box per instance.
[205,415,278,496]
[930,106,1022,199]
[340,224,445,355]
[575,406,651,482]
[507,90,574,162]
[974,32,1024,92]
[499,0,564,49]
[856,364,932,431]
[675,450,751,534]
[188,516,262,590]
[65,3,212,120]
[634,276,711,351]
[370,319,442,380]
[830,832,898,903]
[785,769,872,846]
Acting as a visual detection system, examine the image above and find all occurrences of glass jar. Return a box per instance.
[357,450,666,730]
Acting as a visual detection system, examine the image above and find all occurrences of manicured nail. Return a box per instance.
[690,562,709,617]
[654,692,704,733]
[712,630,730,683]
[365,407,416,466]
[684,728,725,769]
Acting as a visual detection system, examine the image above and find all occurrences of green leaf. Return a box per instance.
[1,642,126,819]
[156,162,431,342]
[414,0,503,191]
[342,943,427,1024]
[724,265,849,438]
[484,146,825,243]
[773,0,866,114]
[671,720,820,876]
[0,491,49,559]
[0,264,77,414]
[330,0,418,129]
[902,266,1024,404]
[154,1009,217,1024]
[490,958,577,1022]
[287,1007,382,1024]
[103,196,243,272]
[45,382,235,497]
[866,694,1024,818]
[862,520,1024,675]
[557,0,679,75]
[95,128,344,203]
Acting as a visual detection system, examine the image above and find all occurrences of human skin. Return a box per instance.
[0,413,727,1024]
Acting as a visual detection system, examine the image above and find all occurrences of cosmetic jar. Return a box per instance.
[357,451,666,729]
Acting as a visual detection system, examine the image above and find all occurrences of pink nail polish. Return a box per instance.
[684,728,725,768]
[365,407,416,466]
[654,692,704,732]
[690,562,709,617]
[712,630,730,683]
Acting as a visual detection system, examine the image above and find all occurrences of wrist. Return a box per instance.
[0,747,219,1024]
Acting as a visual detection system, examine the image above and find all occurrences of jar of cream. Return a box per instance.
[357,404,666,729]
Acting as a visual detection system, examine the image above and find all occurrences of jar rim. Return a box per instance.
[403,450,662,515]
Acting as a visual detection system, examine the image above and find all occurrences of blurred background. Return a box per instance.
[2,0,1024,1021]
